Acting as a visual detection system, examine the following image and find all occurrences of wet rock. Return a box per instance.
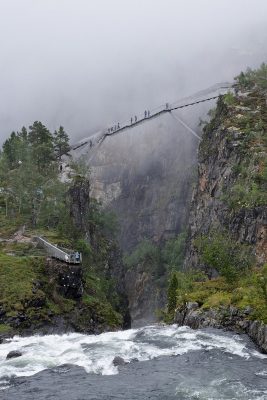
[186,302,199,311]
[175,302,267,354]
[113,356,127,366]
[130,358,139,363]
[248,321,267,353]
[174,310,185,325]
[6,350,22,359]
[184,311,201,329]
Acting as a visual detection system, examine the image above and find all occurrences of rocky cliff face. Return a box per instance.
[68,176,91,239]
[72,114,199,252]
[67,177,131,328]
[125,264,166,326]
[175,301,267,353]
[178,80,267,352]
[185,89,267,269]
[71,114,200,322]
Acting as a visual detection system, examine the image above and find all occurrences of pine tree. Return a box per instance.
[167,272,178,314]
[53,126,70,160]
[2,132,21,168]
[28,121,54,172]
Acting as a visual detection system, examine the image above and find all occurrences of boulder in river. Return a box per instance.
[6,350,22,359]
[113,356,127,366]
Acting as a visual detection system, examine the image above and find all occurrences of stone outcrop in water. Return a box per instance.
[112,356,128,366]
[6,350,22,359]
[175,301,267,353]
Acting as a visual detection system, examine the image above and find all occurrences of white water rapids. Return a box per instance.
[0,324,266,379]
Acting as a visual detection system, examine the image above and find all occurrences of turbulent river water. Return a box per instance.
[0,324,267,399]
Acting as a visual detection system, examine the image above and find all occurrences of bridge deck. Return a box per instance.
[71,92,227,152]
[35,237,82,264]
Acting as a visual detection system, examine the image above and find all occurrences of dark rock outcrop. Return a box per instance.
[113,356,127,366]
[46,259,84,299]
[6,350,22,359]
[102,241,131,329]
[68,177,91,239]
[125,263,166,326]
[175,302,267,353]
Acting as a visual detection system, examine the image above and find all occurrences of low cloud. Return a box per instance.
[0,0,266,144]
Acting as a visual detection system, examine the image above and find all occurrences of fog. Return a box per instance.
[0,0,267,144]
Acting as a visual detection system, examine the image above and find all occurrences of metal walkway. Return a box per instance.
[35,237,82,264]
[71,82,233,152]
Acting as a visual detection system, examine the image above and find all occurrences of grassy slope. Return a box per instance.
[0,222,122,334]
[180,268,267,323]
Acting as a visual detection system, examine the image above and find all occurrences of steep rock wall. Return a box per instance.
[72,114,198,252]
[71,109,208,323]
[185,91,267,269]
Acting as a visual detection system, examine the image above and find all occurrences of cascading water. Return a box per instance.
[1,325,267,399]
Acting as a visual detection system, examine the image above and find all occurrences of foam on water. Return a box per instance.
[176,379,267,400]
[0,324,265,382]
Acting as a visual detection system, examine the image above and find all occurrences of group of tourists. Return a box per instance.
[107,109,152,134]
[106,103,170,136]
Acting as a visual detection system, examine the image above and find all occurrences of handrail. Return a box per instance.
[70,85,232,152]
[35,237,82,264]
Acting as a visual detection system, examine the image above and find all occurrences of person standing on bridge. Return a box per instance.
[117,123,120,129]
[148,110,150,117]
[131,117,133,124]
[166,102,169,110]
[135,116,137,122]
[144,110,147,118]
[75,251,80,262]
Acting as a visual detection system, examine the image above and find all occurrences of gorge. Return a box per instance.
[0,65,267,400]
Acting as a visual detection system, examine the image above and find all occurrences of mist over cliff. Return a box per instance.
[0,0,267,144]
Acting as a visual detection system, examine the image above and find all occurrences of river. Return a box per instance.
[0,324,266,399]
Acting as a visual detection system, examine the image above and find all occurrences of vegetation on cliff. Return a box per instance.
[0,123,126,336]
[166,64,267,325]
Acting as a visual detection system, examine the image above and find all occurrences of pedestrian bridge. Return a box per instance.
[35,237,82,264]
[71,82,233,152]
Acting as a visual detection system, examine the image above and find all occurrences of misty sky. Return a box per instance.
[0,0,267,144]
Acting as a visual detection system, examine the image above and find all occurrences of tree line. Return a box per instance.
[0,122,71,227]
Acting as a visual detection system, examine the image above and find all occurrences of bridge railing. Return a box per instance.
[35,237,82,264]
[70,83,233,152]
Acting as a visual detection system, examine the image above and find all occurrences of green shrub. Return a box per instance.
[224,92,236,106]
[235,63,267,90]
[76,239,92,256]
[123,240,160,270]
[167,272,178,314]
[195,231,254,283]
[162,232,187,271]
